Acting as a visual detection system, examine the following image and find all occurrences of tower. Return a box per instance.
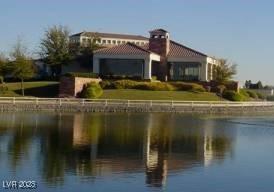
[148,29,170,57]
[148,29,170,81]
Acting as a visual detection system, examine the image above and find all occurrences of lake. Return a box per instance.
[0,112,274,192]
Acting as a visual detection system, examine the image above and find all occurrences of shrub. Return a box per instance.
[222,90,243,101]
[79,82,103,99]
[256,92,265,100]
[0,85,8,94]
[169,82,206,92]
[100,75,142,80]
[100,80,115,89]
[169,82,193,91]
[151,76,157,81]
[191,84,206,92]
[267,96,274,101]
[65,72,98,78]
[113,80,140,89]
[216,85,226,95]
[246,90,258,99]
[240,89,249,97]
[135,82,175,91]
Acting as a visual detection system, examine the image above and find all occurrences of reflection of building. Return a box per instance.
[68,113,235,188]
[0,113,235,189]
[64,114,235,188]
[73,114,89,146]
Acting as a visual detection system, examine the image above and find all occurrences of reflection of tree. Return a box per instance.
[39,114,73,185]
[5,114,35,169]
[0,113,235,189]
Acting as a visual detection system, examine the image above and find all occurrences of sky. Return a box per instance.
[0,0,274,85]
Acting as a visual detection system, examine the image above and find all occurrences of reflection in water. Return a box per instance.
[0,113,235,190]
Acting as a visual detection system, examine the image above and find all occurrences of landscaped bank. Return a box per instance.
[0,97,274,114]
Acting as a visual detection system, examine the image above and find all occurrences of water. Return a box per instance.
[0,112,274,192]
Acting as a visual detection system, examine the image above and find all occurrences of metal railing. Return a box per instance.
[0,97,274,108]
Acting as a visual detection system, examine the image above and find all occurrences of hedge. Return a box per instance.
[134,82,175,91]
[64,72,98,78]
[113,80,140,89]
[169,82,206,92]
[246,90,258,99]
[99,80,206,92]
[0,85,8,94]
[267,96,274,101]
[256,92,265,100]
[222,90,243,101]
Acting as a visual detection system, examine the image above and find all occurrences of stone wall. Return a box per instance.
[59,76,101,97]
[0,103,274,115]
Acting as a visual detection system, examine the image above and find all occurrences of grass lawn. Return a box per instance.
[1,82,222,101]
[0,81,59,97]
[101,89,223,101]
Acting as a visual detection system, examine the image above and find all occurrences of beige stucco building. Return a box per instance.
[93,29,219,81]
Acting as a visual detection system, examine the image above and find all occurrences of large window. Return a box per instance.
[100,59,144,78]
[169,62,201,81]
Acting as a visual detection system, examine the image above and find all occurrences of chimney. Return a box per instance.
[148,29,170,57]
[148,29,170,81]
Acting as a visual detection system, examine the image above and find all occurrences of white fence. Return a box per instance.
[0,97,274,108]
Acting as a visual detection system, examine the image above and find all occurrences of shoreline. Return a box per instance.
[1,101,274,114]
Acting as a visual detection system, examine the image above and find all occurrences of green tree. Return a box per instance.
[75,33,102,69]
[40,25,71,76]
[214,59,237,83]
[11,40,35,96]
[257,81,263,89]
[0,53,14,84]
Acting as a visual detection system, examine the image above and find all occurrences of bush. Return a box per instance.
[240,89,249,97]
[191,84,206,92]
[246,90,258,99]
[0,85,8,94]
[222,90,243,101]
[100,75,142,80]
[112,80,140,89]
[169,82,206,92]
[135,82,175,91]
[99,79,207,92]
[65,72,98,78]
[267,96,274,101]
[216,85,226,95]
[151,76,157,81]
[100,80,115,89]
[256,92,265,100]
[79,83,103,99]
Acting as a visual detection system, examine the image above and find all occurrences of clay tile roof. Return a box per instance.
[150,28,169,33]
[94,42,155,55]
[141,41,207,58]
[168,41,207,57]
[70,32,148,41]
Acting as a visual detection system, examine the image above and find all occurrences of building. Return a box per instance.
[93,29,219,81]
[69,31,148,48]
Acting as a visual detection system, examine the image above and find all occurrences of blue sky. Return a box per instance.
[0,0,273,84]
